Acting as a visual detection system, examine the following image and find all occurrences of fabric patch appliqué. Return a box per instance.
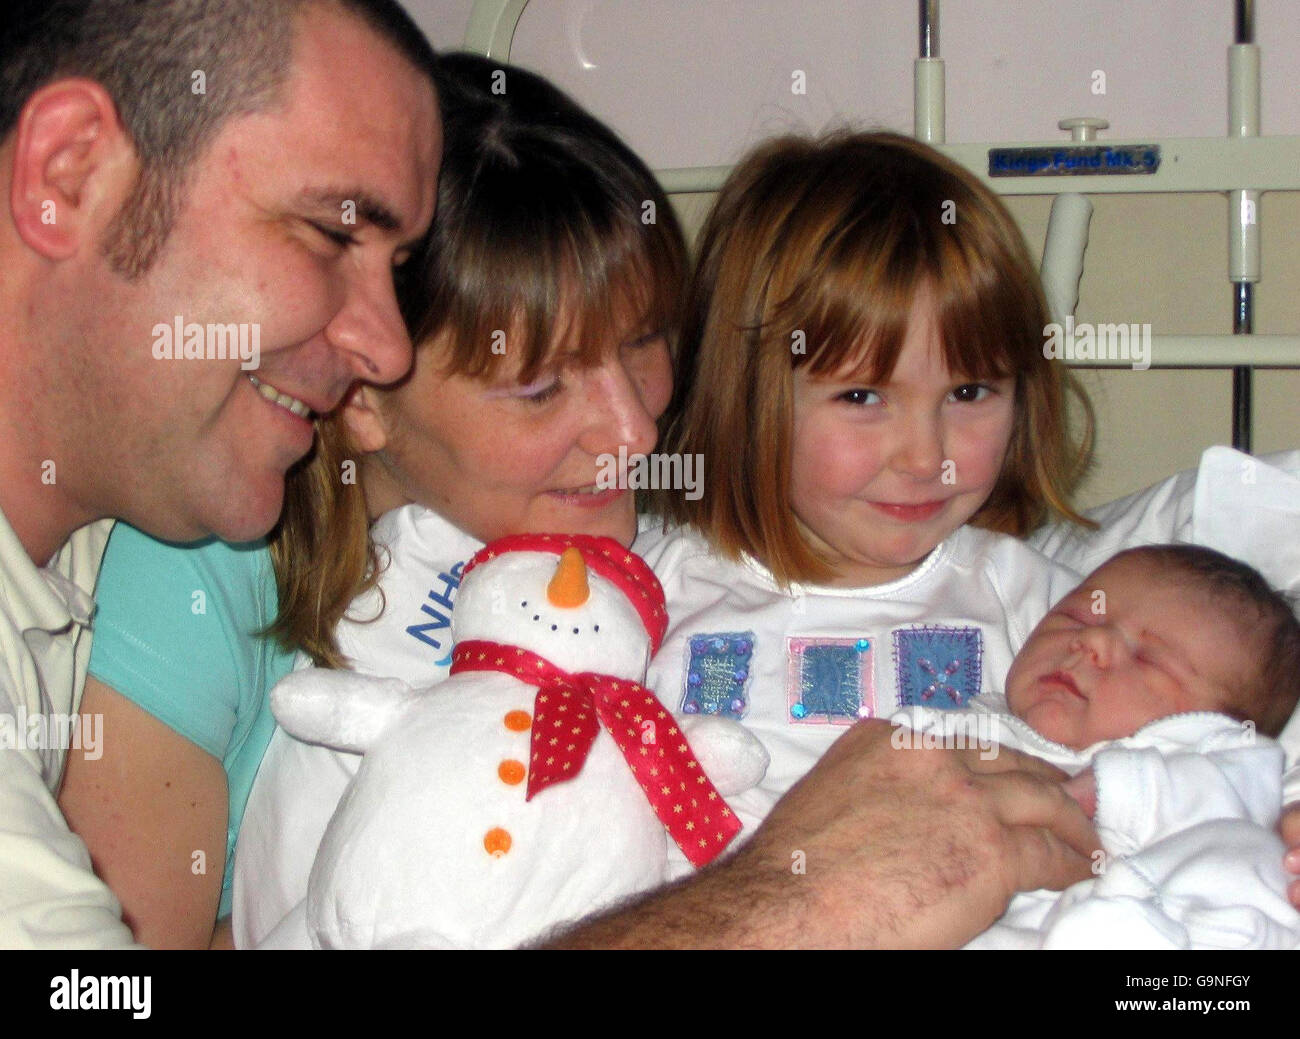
[786,637,875,725]
[892,626,983,709]
[681,632,755,719]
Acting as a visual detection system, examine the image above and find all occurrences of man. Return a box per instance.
[2,0,1096,951]
[0,0,440,947]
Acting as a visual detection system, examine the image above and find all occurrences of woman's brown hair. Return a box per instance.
[269,52,688,667]
[661,131,1093,586]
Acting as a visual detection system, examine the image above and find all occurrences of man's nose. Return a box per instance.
[325,265,414,390]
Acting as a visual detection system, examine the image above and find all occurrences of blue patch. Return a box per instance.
[786,637,875,725]
[681,632,755,719]
[892,626,983,709]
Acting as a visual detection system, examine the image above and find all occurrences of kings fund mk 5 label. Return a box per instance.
[989,144,1160,177]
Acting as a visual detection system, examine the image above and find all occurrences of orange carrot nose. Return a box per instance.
[547,547,590,608]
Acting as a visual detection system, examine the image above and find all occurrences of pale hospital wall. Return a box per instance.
[401,0,1300,509]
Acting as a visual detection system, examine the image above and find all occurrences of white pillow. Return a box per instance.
[1030,465,1198,576]
[1031,447,1300,588]
[1193,447,1300,602]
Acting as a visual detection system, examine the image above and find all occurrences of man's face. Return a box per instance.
[1006,556,1248,748]
[43,5,439,542]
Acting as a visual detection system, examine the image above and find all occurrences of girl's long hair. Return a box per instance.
[661,131,1093,586]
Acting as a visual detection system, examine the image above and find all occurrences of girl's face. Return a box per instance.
[789,288,1016,586]
[353,309,672,549]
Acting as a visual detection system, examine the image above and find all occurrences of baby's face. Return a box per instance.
[1006,555,1248,748]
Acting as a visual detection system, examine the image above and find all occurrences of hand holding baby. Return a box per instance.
[722,719,1100,948]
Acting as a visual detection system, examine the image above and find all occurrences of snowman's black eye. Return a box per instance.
[594,625,600,632]
[550,624,558,631]
[532,615,539,621]
[572,628,579,634]
[520,601,527,608]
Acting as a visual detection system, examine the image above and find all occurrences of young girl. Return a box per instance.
[232,52,690,947]
[641,131,1096,870]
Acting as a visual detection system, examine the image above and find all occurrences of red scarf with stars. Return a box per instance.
[451,639,741,868]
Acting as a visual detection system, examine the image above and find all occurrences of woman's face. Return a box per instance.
[354,316,672,548]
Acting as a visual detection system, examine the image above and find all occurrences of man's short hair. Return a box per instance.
[1,0,436,278]
[1114,544,1300,737]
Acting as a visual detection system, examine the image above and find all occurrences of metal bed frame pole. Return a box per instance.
[914,1,944,143]
[1230,0,1259,452]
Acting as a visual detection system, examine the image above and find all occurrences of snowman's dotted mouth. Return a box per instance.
[520,600,600,635]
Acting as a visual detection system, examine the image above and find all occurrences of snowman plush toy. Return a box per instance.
[272,533,769,949]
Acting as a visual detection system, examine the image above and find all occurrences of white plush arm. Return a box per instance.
[271,669,417,755]
[679,714,770,797]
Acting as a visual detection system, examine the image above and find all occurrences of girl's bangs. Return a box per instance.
[931,231,1042,382]
[785,230,1035,386]
[791,259,919,384]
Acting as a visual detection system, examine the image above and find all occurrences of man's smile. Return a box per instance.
[246,374,315,419]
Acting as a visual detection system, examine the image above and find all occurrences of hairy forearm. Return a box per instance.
[543,722,1099,949]
[541,845,845,950]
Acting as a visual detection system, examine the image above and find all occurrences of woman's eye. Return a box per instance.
[520,379,562,405]
[484,373,564,404]
[950,383,992,403]
[838,388,882,406]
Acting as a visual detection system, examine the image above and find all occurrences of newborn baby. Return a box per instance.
[1005,543,1298,753]
[893,543,1300,948]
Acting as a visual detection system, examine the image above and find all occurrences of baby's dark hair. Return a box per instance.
[1111,544,1300,736]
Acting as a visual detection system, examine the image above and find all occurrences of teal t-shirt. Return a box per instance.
[87,523,295,919]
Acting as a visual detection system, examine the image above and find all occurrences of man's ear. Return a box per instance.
[8,78,136,260]
[339,384,390,455]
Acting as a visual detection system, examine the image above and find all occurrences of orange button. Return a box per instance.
[498,760,526,785]
[484,827,512,857]
[503,710,532,732]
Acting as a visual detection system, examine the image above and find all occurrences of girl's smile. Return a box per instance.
[868,500,948,521]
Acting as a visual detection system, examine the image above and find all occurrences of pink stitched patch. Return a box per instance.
[785,637,875,726]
